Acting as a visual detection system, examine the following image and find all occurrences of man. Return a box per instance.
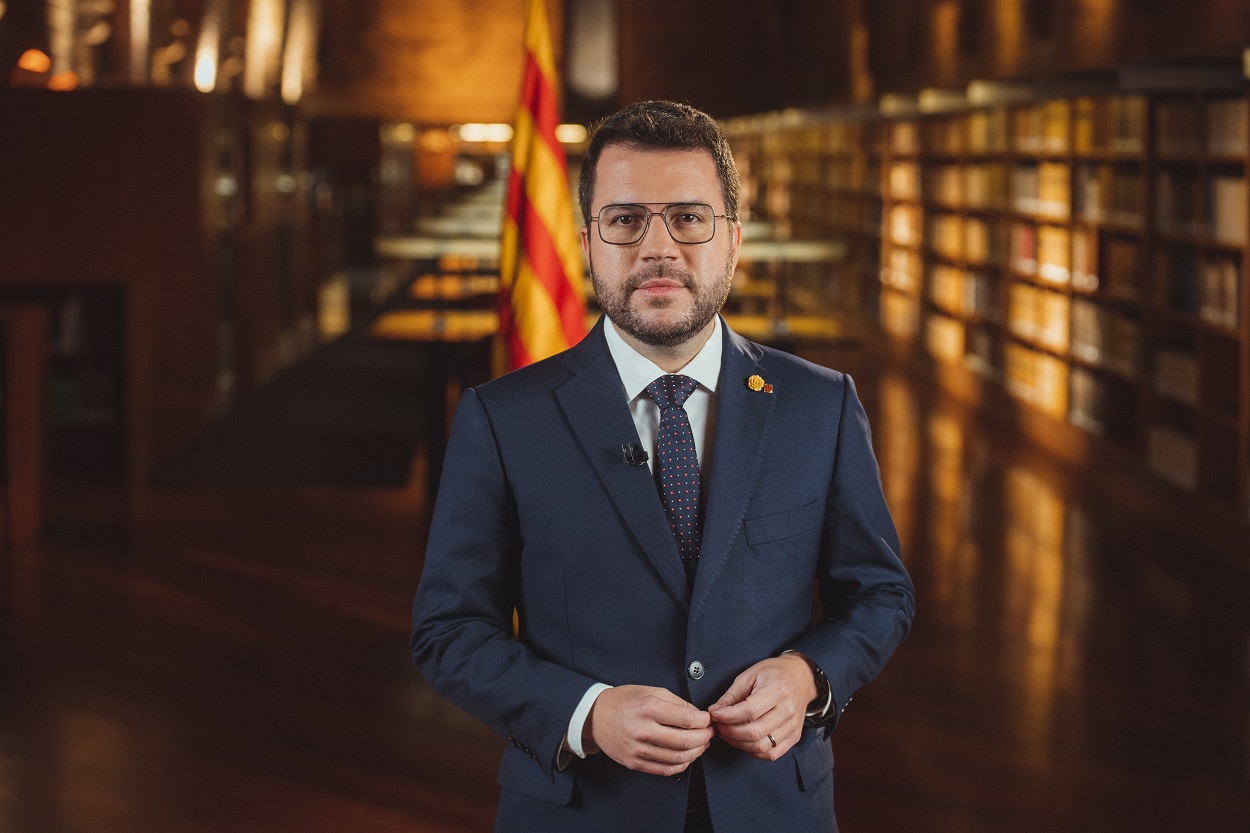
[412,100,914,833]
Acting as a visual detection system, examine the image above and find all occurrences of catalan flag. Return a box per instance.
[498,0,587,372]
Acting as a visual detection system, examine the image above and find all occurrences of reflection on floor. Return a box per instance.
[2,340,1248,833]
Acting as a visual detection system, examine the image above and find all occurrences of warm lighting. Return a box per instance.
[214,175,238,197]
[879,94,917,116]
[244,0,285,98]
[48,0,73,75]
[918,88,965,114]
[566,0,616,101]
[17,50,52,74]
[280,0,318,105]
[380,123,416,144]
[47,70,78,90]
[455,123,514,143]
[0,2,7,21]
[555,124,589,144]
[129,0,150,83]
[194,1,225,93]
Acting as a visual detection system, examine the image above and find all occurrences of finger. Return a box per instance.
[717,723,797,761]
[640,696,712,731]
[638,723,716,754]
[710,671,755,711]
[710,683,782,726]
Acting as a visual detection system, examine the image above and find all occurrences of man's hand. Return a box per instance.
[584,685,714,776]
[707,654,818,761]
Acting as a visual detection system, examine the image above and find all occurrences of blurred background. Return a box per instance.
[1,1,1249,831]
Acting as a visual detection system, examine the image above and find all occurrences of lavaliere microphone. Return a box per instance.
[621,443,649,466]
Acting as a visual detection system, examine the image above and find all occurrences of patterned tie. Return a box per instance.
[646,374,702,571]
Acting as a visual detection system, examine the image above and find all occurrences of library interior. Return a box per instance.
[1,1,1249,831]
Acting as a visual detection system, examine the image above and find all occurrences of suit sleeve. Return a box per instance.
[785,375,915,730]
[411,388,595,778]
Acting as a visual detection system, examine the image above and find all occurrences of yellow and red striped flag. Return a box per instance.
[498,0,587,372]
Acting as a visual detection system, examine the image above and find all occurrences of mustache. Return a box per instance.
[625,262,695,291]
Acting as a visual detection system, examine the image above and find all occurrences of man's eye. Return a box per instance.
[609,213,642,226]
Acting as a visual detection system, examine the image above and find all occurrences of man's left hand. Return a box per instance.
[707,653,818,761]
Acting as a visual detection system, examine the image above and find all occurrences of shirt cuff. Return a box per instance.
[566,683,613,759]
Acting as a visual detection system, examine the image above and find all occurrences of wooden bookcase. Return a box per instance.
[726,83,1250,533]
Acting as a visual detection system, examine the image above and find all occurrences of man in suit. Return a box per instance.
[412,100,914,833]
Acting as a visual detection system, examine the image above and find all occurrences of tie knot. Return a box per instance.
[646,374,698,411]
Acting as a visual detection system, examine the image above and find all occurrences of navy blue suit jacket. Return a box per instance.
[412,317,914,833]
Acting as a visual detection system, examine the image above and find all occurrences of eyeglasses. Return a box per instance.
[589,202,733,246]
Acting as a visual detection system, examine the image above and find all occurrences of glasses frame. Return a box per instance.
[588,202,734,246]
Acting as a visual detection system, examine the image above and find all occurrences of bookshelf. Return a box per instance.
[725,83,1250,530]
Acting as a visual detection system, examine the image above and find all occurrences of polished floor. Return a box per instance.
[2,340,1249,832]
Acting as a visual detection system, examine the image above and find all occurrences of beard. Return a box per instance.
[591,256,734,348]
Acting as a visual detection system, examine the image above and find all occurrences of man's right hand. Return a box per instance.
[583,685,713,776]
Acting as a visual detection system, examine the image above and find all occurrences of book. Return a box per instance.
[965,325,1002,378]
[1110,96,1147,154]
[1211,176,1248,245]
[1072,227,1099,291]
[928,213,964,260]
[1070,298,1103,364]
[1006,343,1068,418]
[926,164,964,207]
[965,271,998,320]
[1102,236,1140,301]
[1156,245,1199,313]
[967,108,1009,154]
[1038,163,1072,219]
[883,246,922,292]
[925,313,965,363]
[1012,164,1040,214]
[889,161,920,200]
[881,289,919,337]
[1155,100,1203,156]
[1206,97,1248,157]
[1009,284,1039,340]
[928,265,965,314]
[1037,288,1071,351]
[965,163,1007,209]
[1153,348,1199,405]
[889,204,922,247]
[1037,225,1071,285]
[1069,366,1106,434]
[1148,426,1198,490]
[1199,253,1241,328]
[1012,222,1038,275]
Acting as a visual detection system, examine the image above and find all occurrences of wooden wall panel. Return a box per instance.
[307,0,566,124]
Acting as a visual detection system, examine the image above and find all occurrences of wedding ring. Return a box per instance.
[767,733,777,748]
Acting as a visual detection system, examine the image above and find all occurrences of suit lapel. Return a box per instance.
[691,323,775,616]
[555,320,690,608]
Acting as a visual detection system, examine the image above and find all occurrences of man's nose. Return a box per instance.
[638,212,681,259]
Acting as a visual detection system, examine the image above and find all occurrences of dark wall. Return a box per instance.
[616,0,848,118]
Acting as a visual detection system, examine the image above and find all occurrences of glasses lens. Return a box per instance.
[598,204,650,244]
[662,203,715,243]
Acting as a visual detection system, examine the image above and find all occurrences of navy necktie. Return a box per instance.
[646,374,702,572]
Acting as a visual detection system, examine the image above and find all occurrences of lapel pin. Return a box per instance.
[746,374,773,394]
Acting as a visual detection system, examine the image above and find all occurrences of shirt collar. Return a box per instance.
[604,315,723,401]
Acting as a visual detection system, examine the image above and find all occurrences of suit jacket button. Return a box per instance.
[687,660,705,680]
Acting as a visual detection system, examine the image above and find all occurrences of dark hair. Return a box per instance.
[577,100,741,223]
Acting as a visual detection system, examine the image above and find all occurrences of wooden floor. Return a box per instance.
[2,346,1249,832]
